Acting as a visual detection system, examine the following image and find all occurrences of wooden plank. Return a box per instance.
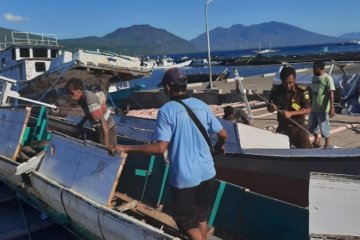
[116,200,137,212]
[15,151,45,175]
[309,172,360,238]
[12,107,31,161]
[107,152,127,207]
[114,192,178,229]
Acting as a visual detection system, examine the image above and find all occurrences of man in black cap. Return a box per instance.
[109,68,227,240]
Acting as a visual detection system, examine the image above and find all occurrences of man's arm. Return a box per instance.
[100,117,110,147]
[283,107,310,119]
[214,128,227,155]
[109,141,169,155]
[327,75,336,118]
[76,116,87,128]
[329,90,335,118]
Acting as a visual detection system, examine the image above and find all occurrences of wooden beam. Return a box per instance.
[114,192,178,230]
[12,107,31,161]
[107,152,128,207]
[116,200,137,212]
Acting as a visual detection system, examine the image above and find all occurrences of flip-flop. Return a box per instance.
[312,142,321,148]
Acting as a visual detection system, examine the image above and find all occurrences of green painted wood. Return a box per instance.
[157,164,169,207]
[135,169,147,177]
[213,183,308,240]
[208,181,226,227]
[21,127,30,145]
[36,106,46,128]
[141,155,156,201]
[37,118,47,141]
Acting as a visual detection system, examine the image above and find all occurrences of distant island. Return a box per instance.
[0,22,355,55]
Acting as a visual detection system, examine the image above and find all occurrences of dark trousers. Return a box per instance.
[96,124,117,146]
[277,123,310,148]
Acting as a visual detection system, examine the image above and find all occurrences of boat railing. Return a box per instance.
[0,75,56,109]
[0,31,59,49]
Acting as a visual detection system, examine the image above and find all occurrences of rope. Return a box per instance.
[37,65,71,102]
[60,188,71,223]
[17,196,33,240]
[97,211,106,240]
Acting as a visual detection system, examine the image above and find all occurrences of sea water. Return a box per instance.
[131,43,360,90]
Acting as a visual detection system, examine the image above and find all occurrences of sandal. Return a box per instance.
[312,142,321,148]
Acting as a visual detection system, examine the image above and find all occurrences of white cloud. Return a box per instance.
[4,13,29,22]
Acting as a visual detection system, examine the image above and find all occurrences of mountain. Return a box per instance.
[191,21,341,51]
[339,32,360,40]
[61,25,199,55]
[0,23,346,55]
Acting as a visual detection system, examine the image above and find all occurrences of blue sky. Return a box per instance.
[0,0,359,40]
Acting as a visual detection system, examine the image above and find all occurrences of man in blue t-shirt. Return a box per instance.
[109,68,227,240]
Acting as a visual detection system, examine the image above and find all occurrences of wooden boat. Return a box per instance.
[18,49,149,114]
[0,88,308,239]
[108,83,146,109]
[0,31,150,117]
[185,71,230,84]
[142,56,192,70]
[309,172,360,238]
[58,114,360,208]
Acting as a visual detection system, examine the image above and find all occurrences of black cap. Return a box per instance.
[158,68,187,87]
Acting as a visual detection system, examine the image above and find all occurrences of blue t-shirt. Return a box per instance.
[155,97,223,189]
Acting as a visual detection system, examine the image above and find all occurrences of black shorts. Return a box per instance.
[171,177,218,232]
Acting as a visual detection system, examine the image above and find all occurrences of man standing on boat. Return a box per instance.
[223,106,252,126]
[308,61,335,148]
[109,68,228,240]
[267,66,311,148]
[65,78,117,147]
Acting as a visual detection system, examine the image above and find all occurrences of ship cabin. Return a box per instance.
[0,31,63,81]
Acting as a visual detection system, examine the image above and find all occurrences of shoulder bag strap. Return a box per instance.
[174,99,212,150]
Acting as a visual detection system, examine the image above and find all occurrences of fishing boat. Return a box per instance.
[0,76,308,240]
[57,112,360,208]
[0,31,63,81]
[107,82,146,110]
[142,56,192,70]
[182,68,230,84]
[0,31,149,117]
[190,59,222,67]
[255,43,279,55]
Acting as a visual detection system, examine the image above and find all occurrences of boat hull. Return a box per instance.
[214,150,360,207]
[0,156,176,240]
[55,114,360,207]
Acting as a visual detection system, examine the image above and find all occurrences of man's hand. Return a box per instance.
[108,145,127,156]
[213,144,225,155]
[329,107,335,118]
[267,103,277,112]
[282,110,293,119]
